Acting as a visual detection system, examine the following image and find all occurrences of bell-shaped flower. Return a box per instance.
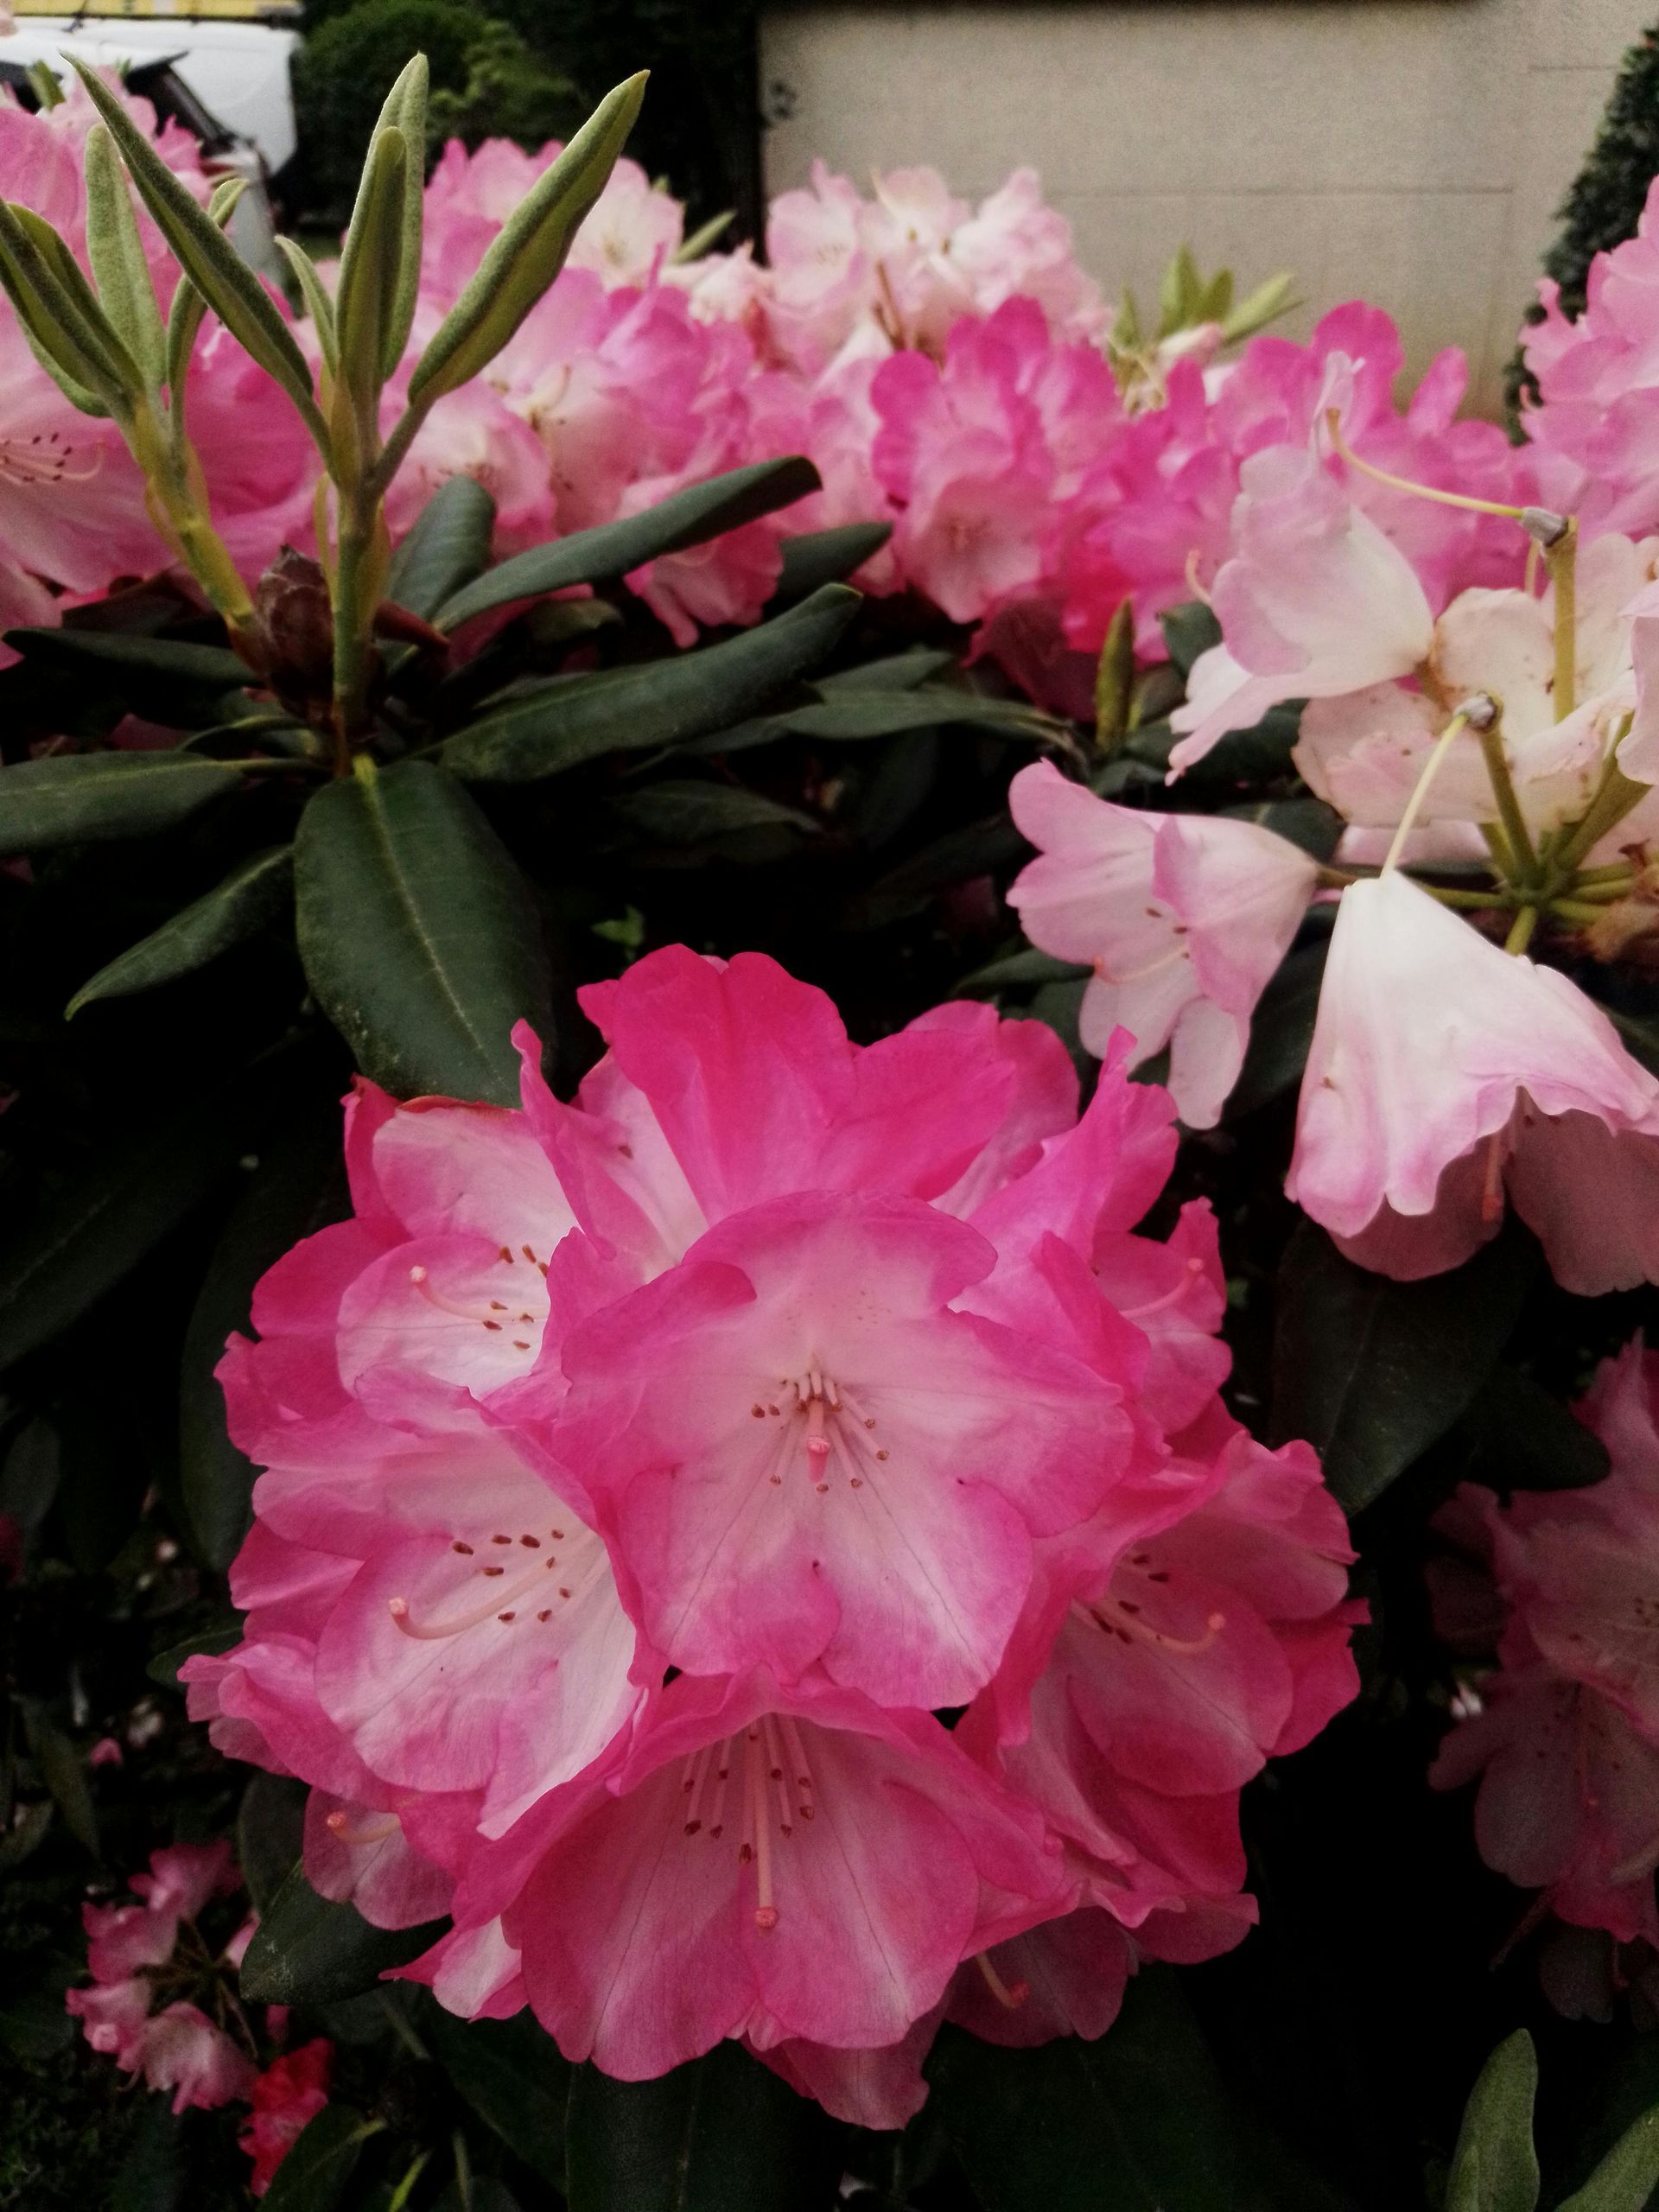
[1169,445,1435,772]
[1286,872,1659,1291]
[1007,760,1319,1125]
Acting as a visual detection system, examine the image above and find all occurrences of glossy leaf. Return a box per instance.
[67,846,292,1016]
[4,625,248,690]
[259,2105,377,2212]
[0,751,242,856]
[22,1701,99,1856]
[565,2040,842,2212]
[387,475,498,621]
[0,1414,61,1531]
[1225,938,1327,1119]
[426,2009,569,2184]
[1559,2106,1659,2211]
[1446,2032,1539,2212]
[1271,1219,1536,1515]
[435,456,822,630]
[772,519,891,605]
[146,1622,241,1689]
[605,781,817,848]
[442,584,859,782]
[239,1863,448,2005]
[0,1099,241,1370]
[294,758,552,1107]
[1160,599,1223,678]
[409,72,647,406]
[179,1114,343,1569]
[238,1774,308,1915]
[1458,1363,1611,1493]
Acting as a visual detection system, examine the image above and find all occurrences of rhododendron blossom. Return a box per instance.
[1434,1341,1659,2006]
[241,2039,334,2198]
[1007,760,1319,1126]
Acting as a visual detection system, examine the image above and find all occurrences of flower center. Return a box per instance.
[1079,1549,1226,1655]
[406,1242,549,1354]
[385,1522,609,1637]
[678,1715,817,1933]
[0,429,101,486]
[748,1370,891,1497]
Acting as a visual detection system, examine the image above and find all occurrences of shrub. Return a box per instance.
[290,0,491,221]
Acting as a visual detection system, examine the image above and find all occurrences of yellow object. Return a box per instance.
[8,2,301,21]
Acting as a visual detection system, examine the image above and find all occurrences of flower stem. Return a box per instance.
[1553,750,1649,874]
[1546,519,1578,721]
[1504,906,1539,954]
[1382,708,1471,873]
[1476,713,1541,886]
[1324,410,1532,520]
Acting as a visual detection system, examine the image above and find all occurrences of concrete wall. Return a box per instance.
[759,0,1657,412]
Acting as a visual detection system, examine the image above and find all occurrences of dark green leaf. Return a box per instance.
[772,519,891,605]
[0,1413,61,1529]
[0,1800,53,1877]
[101,2096,182,2212]
[852,813,1029,927]
[604,781,817,849]
[1459,1364,1611,1493]
[295,758,552,1107]
[427,2007,569,2183]
[180,1113,343,1568]
[750,687,1052,746]
[929,1969,1282,2212]
[1605,1004,1659,1078]
[58,1391,145,1571]
[1559,2107,1659,2211]
[817,646,956,695]
[1159,599,1223,678]
[0,1099,241,1370]
[442,585,859,782]
[67,846,292,1016]
[259,2104,376,2212]
[0,1962,79,2065]
[957,947,1090,995]
[1225,939,1327,1119]
[1224,794,1342,861]
[22,1701,98,1855]
[239,1863,448,2005]
[387,476,498,621]
[238,1774,308,1914]
[1446,2032,1539,2212]
[566,2040,842,2212]
[0,752,243,856]
[436,456,822,630]
[1271,1219,1536,1514]
[4,626,248,689]
[147,1622,241,1688]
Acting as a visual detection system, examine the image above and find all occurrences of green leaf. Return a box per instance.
[67,845,292,1015]
[146,1622,241,1688]
[179,1114,343,1568]
[772,520,891,606]
[294,758,552,1106]
[0,1414,61,1530]
[387,476,498,622]
[102,2097,182,2212]
[238,1773,308,1914]
[1222,270,1300,345]
[435,457,821,631]
[409,72,647,406]
[1270,1219,1536,1514]
[68,60,320,433]
[1559,2106,1659,2211]
[818,646,955,694]
[334,122,409,432]
[443,583,858,782]
[0,199,137,411]
[604,781,818,849]
[755,687,1052,746]
[22,1702,99,1856]
[0,751,243,856]
[956,947,1090,995]
[239,1863,448,2005]
[1160,599,1223,678]
[929,1969,1281,2212]
[371,54,429,380]
[83,124,165,391]
[1224,938,1326,1118]
[426,2009,569,2184]
[58,1390,145,1572]
[1224,795,1342,860]
[275,236,338,376]
[1446,2032,1540,2212]
[6,624,248,688]
[0,1098,242,1370]
[1094,599,1136,748]
[164,174,245,416]
[1459,1363,1611,1493]
[565,2040,842,2212]
[259,2105,377,2212]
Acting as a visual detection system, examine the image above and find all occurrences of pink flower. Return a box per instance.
[240,2039,333,2197]
[1007,760,1319,1125]
[140,2004,258,2116]
[1433,1341,1659,1977]
[1286,871,1659,1291]
[447,1669,1066,2082]
[1169,445,1435,772]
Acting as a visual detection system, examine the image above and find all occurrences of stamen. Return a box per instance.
[1119,1255,1206,1323]
[324,1809,399,1847]
[975,1951,1029,2009]
[749,1735,778,1931]
[388,1554,556,1638]
[683,1744,714,1834]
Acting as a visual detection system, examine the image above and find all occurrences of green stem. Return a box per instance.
[1546,520,1578,721]
[1553,754,1650,874]
[1571,861,1639,888]
[1419,882,1511,911]
[1549,896,1618,925]
[1504,906,1539,954]
[1477,715,1541,886]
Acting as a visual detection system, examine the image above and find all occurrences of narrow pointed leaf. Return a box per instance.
[294,759,552,1105]
[442,582,859,781]
[0,753,243,856]
[435,456,820,630]
[426,2012,569,2185]
[0,200,130,408]
[83,124,166,390]
[67,846,292,1016]
[387,475,497,620]
[1446,2033,1540,2212]
[1559,2105,1659,2210]
[374,52,428,378]
[334,123,408,424]
[166,174,245,409]
[771,520,890,606]
[276,236,338,376]
[239,1864,446,2004]
[409,71,646,405]
[566,2042,842,2212]
[258,2104,374,2212]
[69,60,318,426]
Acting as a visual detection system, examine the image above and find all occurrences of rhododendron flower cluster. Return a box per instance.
[65,1840,257,2113]
[1433,1340,1659,2018]
[241,2040,334,2197]
[182,947,1359,2123]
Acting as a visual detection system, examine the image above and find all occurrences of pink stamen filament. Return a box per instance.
[976,1951,1030,2009]
[1120,1255,1206,1323]
[389,1553,558,1638]
[324,1810,400,1847]
[1086,1593,1226,1656]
